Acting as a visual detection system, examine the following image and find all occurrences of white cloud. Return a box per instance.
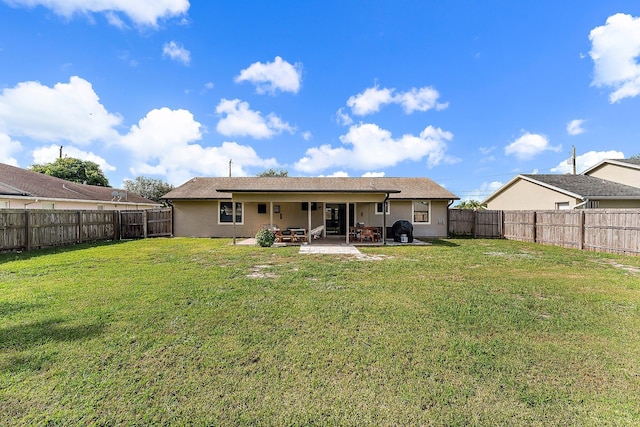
[346,85,395,116]
[504,132,560,160]
[589,13,640,103]
[335,108,353,126]
[362,171,386,177]
[301,131,312,141]
[346,84,448,116]
[294,123,454,173]
[319,171,350,177]
[470,181,504,202]
[0,76,122,144]
[32,144,116,172]
[3,0,190,27]
[0,134,22,166]
[567,119,585,136]
[550,150,625,174]
[162,41,190,65]
[215,98,294,139]
[235,56,302,95]
[396,87,449,113]
[119,107,276,184]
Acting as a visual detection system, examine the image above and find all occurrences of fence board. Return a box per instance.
[449,208,640,256]
[0,208,171,253]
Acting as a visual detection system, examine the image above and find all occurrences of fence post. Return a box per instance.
[578,210,585,251]
[114,211,121,240]
[24,210,31,251]
[78,210,84,243]
[143,210,148,238]
[472,210,477,238]
[532,211,537,243]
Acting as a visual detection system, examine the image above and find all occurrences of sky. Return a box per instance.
[1,1,640,201]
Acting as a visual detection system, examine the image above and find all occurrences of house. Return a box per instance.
[482,173,640,210]
[162,177,459,242]
[582,158,640,188]
[0,163,161,210]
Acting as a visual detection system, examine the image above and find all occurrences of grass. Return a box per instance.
[1,238,640,426]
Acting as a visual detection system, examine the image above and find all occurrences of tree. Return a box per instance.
[256,168,289,177]
[30,157,110,187]
[123,176,175,204]
[453,199,487,210]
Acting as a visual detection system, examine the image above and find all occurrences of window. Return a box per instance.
[375,202,390,215]
[219,201,243,224]
[555,202,570,210]
[97,204,104,211]
[42,202,55,210]
[413,201,430,223]
[301,202,317,211]
[0,201,8,208]
[257,204,267,214]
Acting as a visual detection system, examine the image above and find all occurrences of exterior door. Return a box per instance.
[325,203,355,235]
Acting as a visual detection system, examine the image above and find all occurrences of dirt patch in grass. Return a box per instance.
[597,259,640,276]
[247,265,280,279]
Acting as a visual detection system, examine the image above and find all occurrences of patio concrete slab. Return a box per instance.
[298,244,362,255]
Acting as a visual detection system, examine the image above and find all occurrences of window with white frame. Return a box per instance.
[42,202,55,209]
[412,200,430,223]
[375,202,390,215]
[219,201,243,224]
[555,202,570,210]
[0,201,8,208]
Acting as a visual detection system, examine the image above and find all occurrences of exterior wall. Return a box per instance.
[598,199,640,208]
[0,197,157,210]
[172,198,451,238]
[586,164,640,188]
[486,179,579,210]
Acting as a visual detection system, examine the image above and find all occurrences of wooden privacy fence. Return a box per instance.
[450,209,640,255]
[0,208,172,252]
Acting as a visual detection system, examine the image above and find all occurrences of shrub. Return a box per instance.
[255,228,276,247]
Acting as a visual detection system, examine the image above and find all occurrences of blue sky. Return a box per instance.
[1,1,640,201]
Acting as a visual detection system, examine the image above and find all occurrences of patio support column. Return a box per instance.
[307,201,312,245]
[322,202,326,238]
[232,198,237,245]
[270,201,274,229]
[346,202,350,244]
[383,193,390,245]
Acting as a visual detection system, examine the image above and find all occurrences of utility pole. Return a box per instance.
[572,145,576,175]
[229,159,232,177]
[59,146,63,159]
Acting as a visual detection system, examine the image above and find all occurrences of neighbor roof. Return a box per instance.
[483,174,640,204]
[162,177,459,200]
[0,163,158,205]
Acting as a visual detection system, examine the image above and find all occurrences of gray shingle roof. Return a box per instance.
[0,163,158,205]
[162,177,459,200]
[521,174,640,198]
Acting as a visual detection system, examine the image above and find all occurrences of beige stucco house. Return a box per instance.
[162,177,459,242]
[482,173,640,210]
[582,158,640,188]
[0,163,161,210]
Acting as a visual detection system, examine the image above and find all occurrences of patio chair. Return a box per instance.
[276,229,293,243]
[292,228,307,243]
[309,225,324,240]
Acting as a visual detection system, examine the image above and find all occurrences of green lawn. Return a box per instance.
[1,238,639,426]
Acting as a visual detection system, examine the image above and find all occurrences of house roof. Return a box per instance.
[582,157,640,175]
[483,173,640,204]
[162,177,459,201]
[0,163,159,205]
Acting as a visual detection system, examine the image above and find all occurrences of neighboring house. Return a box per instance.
[582,158,640,188]
[0,163,161,210]
[162,177,459,241]
[482,174,640,210]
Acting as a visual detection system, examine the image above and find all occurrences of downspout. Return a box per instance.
[573,199,589,209]
[383,193,390,245]
[447,199,454,238]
